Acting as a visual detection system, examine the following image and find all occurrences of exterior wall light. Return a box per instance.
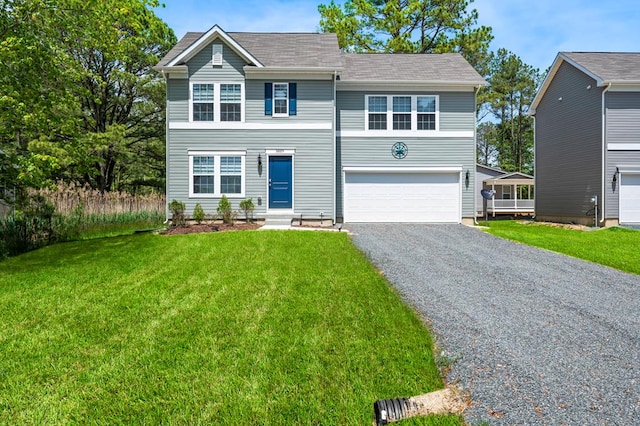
[465,169,470,187]
[613,167,619,183]
[258,154,262,167]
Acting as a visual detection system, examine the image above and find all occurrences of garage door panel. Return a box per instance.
[620,174,640,223]
[344,172,460,223]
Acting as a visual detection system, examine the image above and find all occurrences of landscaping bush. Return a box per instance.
[168,200,186,227]
[239,198,255,222]
[216,195,237,225]
[192,203,205,224]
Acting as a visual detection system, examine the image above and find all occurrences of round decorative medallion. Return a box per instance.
[391,142,408,159]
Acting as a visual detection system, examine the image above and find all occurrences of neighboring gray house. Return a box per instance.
[155,26,485,224]
[475,164,534,217]
[531,52,640,226]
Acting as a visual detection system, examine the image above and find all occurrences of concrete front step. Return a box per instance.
[261,214,293,230]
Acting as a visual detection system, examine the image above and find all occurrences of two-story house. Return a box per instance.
[154,26,485,224]
[531,52,640,226]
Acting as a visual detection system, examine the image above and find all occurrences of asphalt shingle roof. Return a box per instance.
[156,29,485,85]
[339,53,485,84]
[562,52,640,83]
[157,31,343,69]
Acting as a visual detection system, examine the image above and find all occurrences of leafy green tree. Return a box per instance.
[318,0,493,71]
[476,122,498,167]
[485,49,541,174]
[0,0,175,193]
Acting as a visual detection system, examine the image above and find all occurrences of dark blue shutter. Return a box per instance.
[264,82,272,116]
[289,82,297,116]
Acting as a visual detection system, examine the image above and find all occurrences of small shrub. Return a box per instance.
[239,198,255,222]
[192,203,205,224]
[169,200,186,227]
[216,195,237,225]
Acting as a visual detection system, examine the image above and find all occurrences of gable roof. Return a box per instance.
[530,52,640,113]
[155,27,342,70]
[339,53,485,85]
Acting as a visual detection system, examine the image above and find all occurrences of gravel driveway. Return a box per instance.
[346,224,640,425]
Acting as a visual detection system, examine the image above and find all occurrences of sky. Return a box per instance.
[153,0,640,72]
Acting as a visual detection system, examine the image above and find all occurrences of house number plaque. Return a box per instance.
[391,142,408,159]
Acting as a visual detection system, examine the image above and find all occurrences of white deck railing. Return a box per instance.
[488,199,535,211]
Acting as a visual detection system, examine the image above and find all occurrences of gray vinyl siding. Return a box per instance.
[476,167,504,214]
[245,80,334,123]
[606,152,640,218]
[336,136,476,218]
[606,92,640,145]
[336,90,476,131]
[534,61,603,219]
[167,79,188,122]
[167,129,334,218]
[188,41,246,81]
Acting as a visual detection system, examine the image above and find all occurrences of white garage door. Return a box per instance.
[620,173,640,223]
[344,172,460,222]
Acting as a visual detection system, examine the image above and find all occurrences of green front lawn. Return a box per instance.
[0,231,459,425]
[485,221,640,275]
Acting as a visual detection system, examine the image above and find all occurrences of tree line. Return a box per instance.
[1,0,540,204]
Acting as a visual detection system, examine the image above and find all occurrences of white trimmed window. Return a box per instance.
[189,152,246,197]
[273,83,289,116]
[190,82,244,122]
[365,94,439,131]
[192,83,214,121]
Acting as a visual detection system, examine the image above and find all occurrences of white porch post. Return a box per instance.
[514,184,518,211]
[492,183,496,217]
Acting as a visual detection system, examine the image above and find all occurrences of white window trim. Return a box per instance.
[189,82,245,123]
[272,82,289,117]
[188,151,246,198]
[365,94,439,132]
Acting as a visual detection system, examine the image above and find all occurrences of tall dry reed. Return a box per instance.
[32,182,165,216]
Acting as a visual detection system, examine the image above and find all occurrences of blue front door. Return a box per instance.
[268,156,292,209]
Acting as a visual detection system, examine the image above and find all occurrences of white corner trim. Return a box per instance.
[608,143,640,151]
[170,122,332,130]
[342,165,463,173]
[337,130,474,138]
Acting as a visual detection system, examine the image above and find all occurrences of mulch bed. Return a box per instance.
[163,222,261,235]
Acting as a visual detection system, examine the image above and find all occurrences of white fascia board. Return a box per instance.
[170,121,332,130]
[607,83,640,92]
[244,67,339,80]
[337,130,474,138]
[153,65,188,75]
[609,143,640,151]
[167,25,264,68]
[343,165,463,173]
[336,81,483,92]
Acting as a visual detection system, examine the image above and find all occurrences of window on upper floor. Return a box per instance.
[190,83,243,122]
[264,82,297,117]
[189,152,246,197]
[366,94,439,131]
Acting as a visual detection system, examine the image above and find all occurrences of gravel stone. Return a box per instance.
[346,223,640,425]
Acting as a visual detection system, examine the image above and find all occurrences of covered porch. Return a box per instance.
[483,172,534,216]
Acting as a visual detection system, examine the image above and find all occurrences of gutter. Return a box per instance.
[600,82,612,225]
[333,70,337,224]
[473,84,482,225]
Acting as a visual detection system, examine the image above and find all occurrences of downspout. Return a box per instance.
[162,69,170,223]
[600,82,612,225]
[473,84,482,225]
[333,70,337,225]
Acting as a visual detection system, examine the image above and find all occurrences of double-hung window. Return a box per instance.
[417,96,436,130]
[366,94,439,131]
[220,84,241,121]
[368,96,387,130]
[392,96,412,130]
[189,152,245,197]
[192,84,214,121]
[273,83,289,116]
[190,83,243,122]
